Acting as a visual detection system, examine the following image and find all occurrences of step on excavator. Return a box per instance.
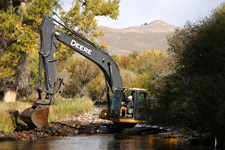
[20,14,151,128]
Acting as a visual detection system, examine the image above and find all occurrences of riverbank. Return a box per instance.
[0,108,112,141]
[0,107,218,148]
[0,97,94,133]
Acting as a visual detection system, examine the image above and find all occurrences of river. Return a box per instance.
[0,133,212,150]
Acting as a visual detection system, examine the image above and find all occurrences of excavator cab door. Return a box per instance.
[134,91,150,121]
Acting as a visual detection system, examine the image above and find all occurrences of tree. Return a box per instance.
[0,0,60,102]
[128,49,174,97]
[0,0,120,102]
[59,58,101,98]
[159,2,225,145]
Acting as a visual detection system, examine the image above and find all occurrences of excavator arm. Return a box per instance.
[21,14,123,128]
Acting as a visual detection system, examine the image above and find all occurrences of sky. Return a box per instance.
[60,0,225,29]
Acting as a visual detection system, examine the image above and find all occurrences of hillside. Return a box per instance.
[96,20,180,55]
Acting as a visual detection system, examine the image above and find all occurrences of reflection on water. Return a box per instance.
[115,134,179,150]
[0,134,212,150]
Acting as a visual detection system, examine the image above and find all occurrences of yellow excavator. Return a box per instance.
[20,14,151,128]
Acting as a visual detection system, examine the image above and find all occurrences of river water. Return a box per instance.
[0,133,212,150]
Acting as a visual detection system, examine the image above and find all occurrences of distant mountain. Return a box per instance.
[96,20,180,55]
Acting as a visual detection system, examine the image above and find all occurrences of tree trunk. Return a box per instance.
[3,90,17,102]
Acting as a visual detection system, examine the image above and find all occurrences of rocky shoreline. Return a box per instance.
[0,108,212,147]
[0,108,112,141]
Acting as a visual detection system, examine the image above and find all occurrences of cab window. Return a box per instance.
[111,90,123,110]
[138,92,148,107]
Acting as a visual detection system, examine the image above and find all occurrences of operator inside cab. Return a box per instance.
[127,96,133,108]
[120,95,134,117]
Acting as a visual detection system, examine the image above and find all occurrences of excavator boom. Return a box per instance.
[20,14,123,128]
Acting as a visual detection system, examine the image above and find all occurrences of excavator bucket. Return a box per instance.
[20,106,49,128]
[20,72,71,128]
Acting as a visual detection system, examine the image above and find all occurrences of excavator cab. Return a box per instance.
[100,87,151,127]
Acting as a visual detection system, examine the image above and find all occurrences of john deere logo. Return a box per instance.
[71,39,92,55]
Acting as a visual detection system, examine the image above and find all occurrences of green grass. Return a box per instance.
[0,97,94,133]
[0,101,31,133]
[49,97,94,121]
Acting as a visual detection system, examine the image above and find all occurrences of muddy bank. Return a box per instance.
[0,108,112,141]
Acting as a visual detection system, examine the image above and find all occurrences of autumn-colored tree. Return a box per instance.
[59,57,101,98]
[0,0,120,102]
[0,0,60,102]
[118,56,132,69]
[125,49,173,96]
[87,72,105,100]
